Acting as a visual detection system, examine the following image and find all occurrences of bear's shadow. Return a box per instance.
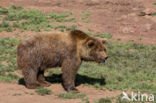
[18,74,106,87]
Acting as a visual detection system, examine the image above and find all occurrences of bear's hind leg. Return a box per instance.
[23,68,41,89]
[37,70,51,87]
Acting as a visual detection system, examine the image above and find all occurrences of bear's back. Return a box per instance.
[20,31,73,49]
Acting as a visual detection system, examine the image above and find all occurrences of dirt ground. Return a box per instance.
[0,0,156,103]
[0,82,121,103]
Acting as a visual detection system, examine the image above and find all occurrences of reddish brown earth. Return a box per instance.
[0,0,156,103]
[0,82,121,103]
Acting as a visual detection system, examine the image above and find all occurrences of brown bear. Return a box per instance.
[17,30,108,91]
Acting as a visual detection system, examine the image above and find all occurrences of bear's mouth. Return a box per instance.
[99,59,106,63]
[99,56,108,63]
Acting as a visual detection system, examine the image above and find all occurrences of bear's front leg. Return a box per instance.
[62,57,81,92]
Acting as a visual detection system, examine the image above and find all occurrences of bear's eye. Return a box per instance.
[88,42,95,48]
[104,48,106,52]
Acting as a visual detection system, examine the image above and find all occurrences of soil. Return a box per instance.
[0,82,121,103]
[0,0,156,103]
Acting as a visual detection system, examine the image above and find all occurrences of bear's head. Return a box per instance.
[80,37,108,63]
[70,30,108,63]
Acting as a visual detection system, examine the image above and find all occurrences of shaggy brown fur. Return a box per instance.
[17,30,108,91]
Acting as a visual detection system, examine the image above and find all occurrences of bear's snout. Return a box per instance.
[104,56,109,60]
[100,56,109,63]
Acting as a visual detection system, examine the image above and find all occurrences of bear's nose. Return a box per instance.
[104,56,109,60]
[100,56,109,63]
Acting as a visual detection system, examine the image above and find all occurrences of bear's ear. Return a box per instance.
[86,40,95,48]
[70,30,89,39]
[95,37,107,44]
[101,38,107,44]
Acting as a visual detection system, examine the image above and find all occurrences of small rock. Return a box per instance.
[144,8,155,15]
[139,8,155,16]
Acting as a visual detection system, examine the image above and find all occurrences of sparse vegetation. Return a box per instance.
[128,39,134,42]
[80,11,91,23]
[24,92,34,95]
[82,98,90,103]
[152,12,156,16]
[0,73,19,82]
[58,91,86,99]
[49,12,76,22]
[12,93,22,96]
[97,98,112,103]
[139,38,143,41]
[35,88,52,96]
[87,32,112,39]
[0,37,21,82]
[0,6,77,32]
[96,33,112,39]
[117,38,121,41]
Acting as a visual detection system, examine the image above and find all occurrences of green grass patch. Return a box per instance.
[49,12,72,18]
[87,32,112,39]
[52,24,77,32]
[82,98,90,103]
[97,98,112,103]
[128,39,134,42]
[58,91,86,99]
[96,33,112,39]
[0,73,19,82]
[0,37,21,82]
[152,12,156,16]
[49,12,76,22]
[0,6,77,32]
[117,38,121,41]
[35,88,52,96]
[12,93,22,96]
[80,11,91,23]
[0,20,12,32]
[153,2,156,5]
